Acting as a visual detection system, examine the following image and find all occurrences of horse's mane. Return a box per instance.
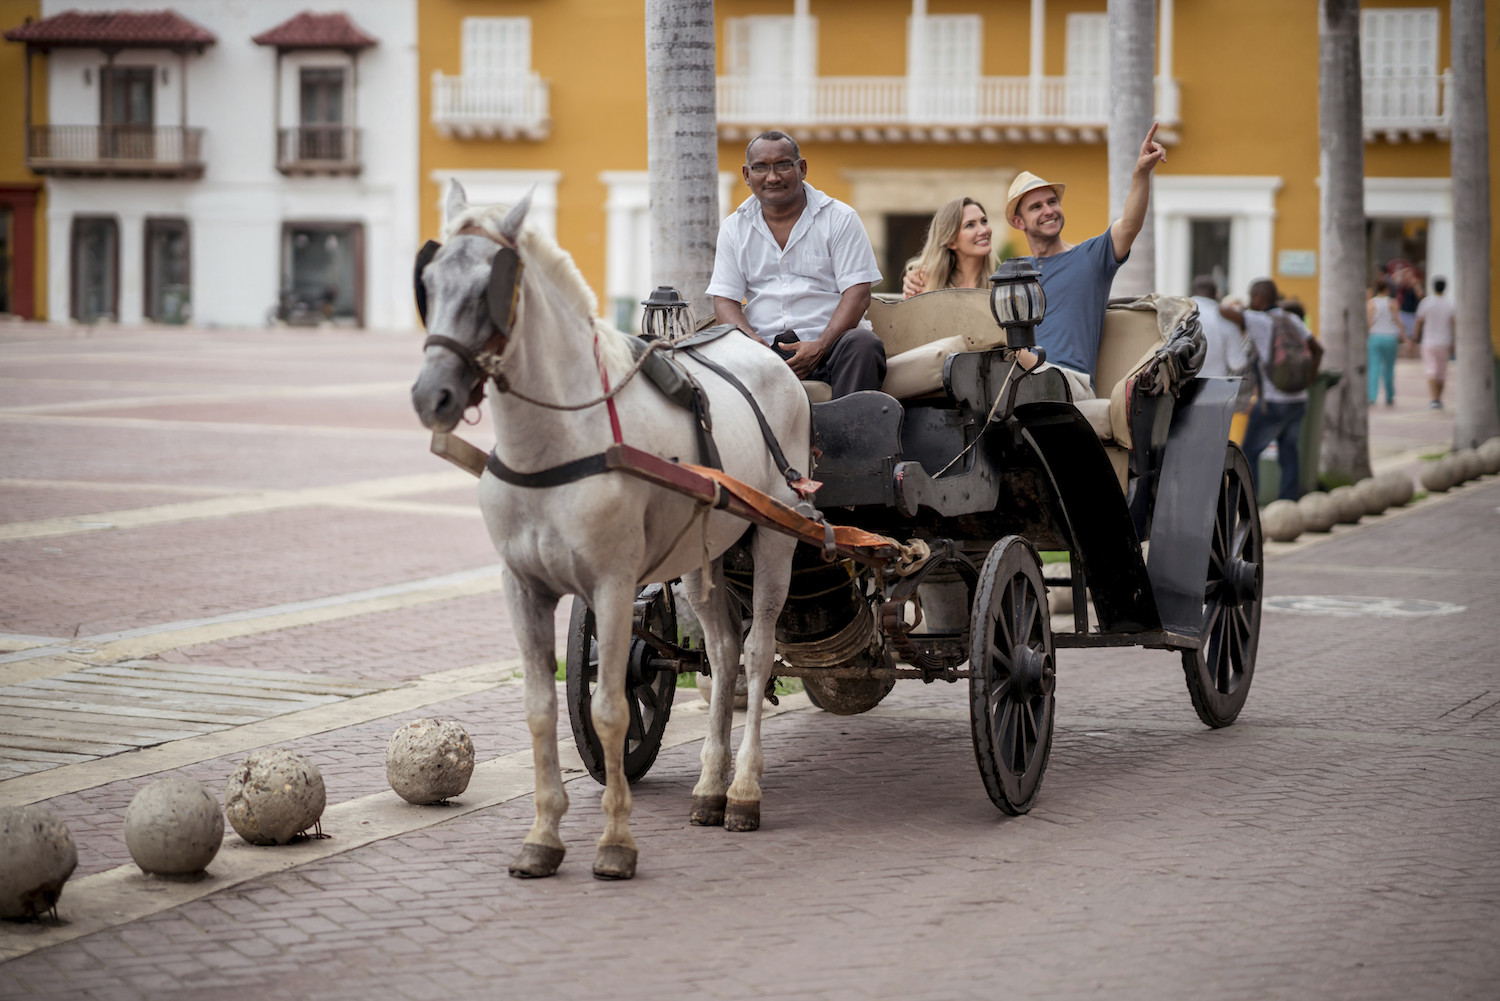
[444,203,633,376]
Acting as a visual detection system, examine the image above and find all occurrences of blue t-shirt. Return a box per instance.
[1030,231,1125,385]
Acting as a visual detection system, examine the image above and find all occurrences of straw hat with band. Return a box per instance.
[1006,172,1067,221]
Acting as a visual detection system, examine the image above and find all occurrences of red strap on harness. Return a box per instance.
[595,331,624,445]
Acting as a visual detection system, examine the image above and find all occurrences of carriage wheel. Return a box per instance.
[565,585,677,785]
[968,536,1056,815]
[1181,445,1263,728]
[801,674,896,715]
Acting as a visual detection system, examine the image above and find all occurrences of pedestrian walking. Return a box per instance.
[1367,280,1402,406]
[1413,276,1456,409]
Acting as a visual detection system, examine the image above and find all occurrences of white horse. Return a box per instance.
[410,182,807,880]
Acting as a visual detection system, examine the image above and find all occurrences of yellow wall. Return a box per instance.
[420,0,1500,351]
[1,0,45,318]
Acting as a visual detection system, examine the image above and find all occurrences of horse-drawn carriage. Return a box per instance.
[412,186,1261,878]
[561,276,1261,817]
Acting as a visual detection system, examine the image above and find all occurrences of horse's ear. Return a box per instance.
[414,240,440,327]
[444,180,468,224]
[499,186,534,243]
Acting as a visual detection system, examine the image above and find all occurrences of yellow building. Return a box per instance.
[374,1,1498,351]
[0,0,44,319]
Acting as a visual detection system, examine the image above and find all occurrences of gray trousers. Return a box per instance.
[810,327,887,398]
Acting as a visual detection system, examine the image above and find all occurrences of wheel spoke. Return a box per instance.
[987,676,1011,717]
[1019,586,1039,646]
[989,641,1012,671]
[626,692,646,743]
[994,586,1015,652]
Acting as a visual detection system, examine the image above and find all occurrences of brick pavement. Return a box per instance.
[2,325,1498,999]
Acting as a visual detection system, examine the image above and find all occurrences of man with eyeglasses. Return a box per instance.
[708,130,886,398]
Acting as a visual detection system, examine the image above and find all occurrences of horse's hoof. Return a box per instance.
[593,845,638,881]
[508,842,565,879]
[724,797,760,832]
[690,794,727,827]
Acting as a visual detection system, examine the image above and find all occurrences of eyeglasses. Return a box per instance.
[747,160,799,177]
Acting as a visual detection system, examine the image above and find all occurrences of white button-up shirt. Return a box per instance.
[706,182,882,345]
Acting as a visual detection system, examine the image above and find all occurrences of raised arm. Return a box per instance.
[1110,122,1167,263]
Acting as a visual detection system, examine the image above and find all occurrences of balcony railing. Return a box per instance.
[26,125,205,178]
[716,75,1180,143]
[276,126,362,176]
[431,71,550,140]
[1363,72,1451,141]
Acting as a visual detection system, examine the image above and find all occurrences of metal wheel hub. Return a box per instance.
[1010,644,1056,700]
[1222,557,1261,606]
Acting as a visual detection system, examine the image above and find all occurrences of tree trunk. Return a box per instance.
[1450,0,1500,448]
[645,0,720,326]
[1317,0,1371,481]
[1107,0,1155,296]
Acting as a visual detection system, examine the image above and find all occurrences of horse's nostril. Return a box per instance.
[436,388,453,412]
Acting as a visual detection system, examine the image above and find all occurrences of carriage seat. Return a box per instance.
[866,289,1003,401]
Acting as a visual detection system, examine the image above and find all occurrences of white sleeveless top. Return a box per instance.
[1369,295,1401,337]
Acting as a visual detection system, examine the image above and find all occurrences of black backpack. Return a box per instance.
[1265,311,1317,393]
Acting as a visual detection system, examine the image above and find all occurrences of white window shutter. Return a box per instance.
[1064,13,1107,122]
[462,17,531,77]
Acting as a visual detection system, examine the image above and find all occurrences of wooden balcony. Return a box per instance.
[431,71,550,140]
[1364,72,1452,143]
[716,76,1181,145]
[26,125,205,178]
[276,126,362,176]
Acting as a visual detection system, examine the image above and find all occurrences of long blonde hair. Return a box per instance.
[913,197,1001,291]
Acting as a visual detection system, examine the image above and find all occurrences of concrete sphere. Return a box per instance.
[386,719,475,805]
[1376,470,1415,507]
[1327,485,1364,524]
[1478,438,1500,475]
[1420,458,1455,493]
[1353,478,1388,517]
[224,749,326,846]
[1261,499,1305,542]
[696,670,750,709]
[1297,492,1338,532]
[1049,585,1074,615]
[0,806,78,919]
[1454,449,1484,483]
[124,777,224,875]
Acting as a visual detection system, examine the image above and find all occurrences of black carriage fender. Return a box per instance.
[1144,377,1239,637]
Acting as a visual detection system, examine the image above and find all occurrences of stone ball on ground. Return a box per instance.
[1376,470,1414,507]
[1420,458,1455,493]
[0,805,78,919]
[1297,492,1338,532]
[696,670,749,709]
[1261,499,1305,542]
[224,748,326,846]
[1353,478,1388,516]
[1478,438,1500,475]
[1049,584,1074,615]
[1327,485,1364,524]
[124,777,224,875]
[1454,449,1484,483]
[386,719,475,805]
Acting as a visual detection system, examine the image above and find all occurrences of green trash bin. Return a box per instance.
[1257,367,1342,506]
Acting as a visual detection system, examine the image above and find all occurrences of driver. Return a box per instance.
[708,130,886,399]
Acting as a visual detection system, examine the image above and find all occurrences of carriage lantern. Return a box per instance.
[640,285,690,342]
[988,258,1046,351]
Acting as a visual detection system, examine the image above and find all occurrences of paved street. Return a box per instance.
[1,323,1497,1000]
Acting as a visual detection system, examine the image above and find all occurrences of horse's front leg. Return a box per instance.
[725,532,796,832]
[589,575,641,879]
[685,562,737,826]
[500,577,570,878]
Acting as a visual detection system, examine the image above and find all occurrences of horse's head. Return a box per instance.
[410,180,532,432]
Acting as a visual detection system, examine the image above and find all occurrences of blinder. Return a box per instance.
[485,245,524,339]
[413,240,440,327]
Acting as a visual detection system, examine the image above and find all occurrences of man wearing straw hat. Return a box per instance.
[909,125,1167,400]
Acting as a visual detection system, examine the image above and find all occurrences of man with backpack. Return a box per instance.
[1222,278,1323,501]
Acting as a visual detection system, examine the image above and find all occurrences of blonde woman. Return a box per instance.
[902,197,1000,296]
[902,197,1038,370]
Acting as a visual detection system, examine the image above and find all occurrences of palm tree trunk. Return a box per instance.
[1107,0,1155,297]
[1317,0,1371,481]
[645,0,719,326]
[1449,0,1500,448]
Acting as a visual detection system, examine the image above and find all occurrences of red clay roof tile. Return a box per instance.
[3,9,216,48]
[252,11,377,51]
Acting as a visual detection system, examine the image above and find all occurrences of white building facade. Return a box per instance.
[19,0,418,330]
